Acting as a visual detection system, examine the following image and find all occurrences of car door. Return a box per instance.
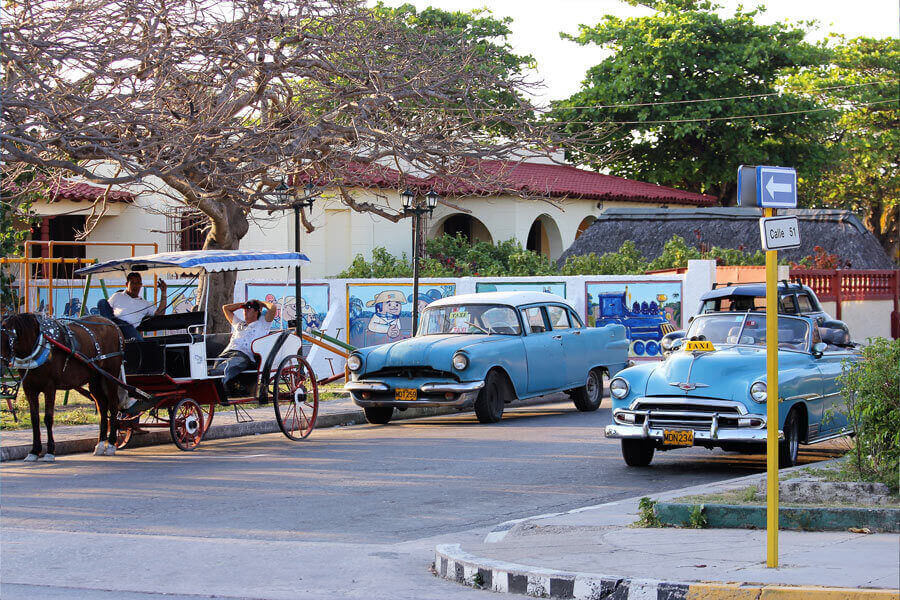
[815,347,851,435]
[520,305,565,395]
[545,304,582,388]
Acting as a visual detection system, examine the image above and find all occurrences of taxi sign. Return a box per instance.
[683,340,715,352]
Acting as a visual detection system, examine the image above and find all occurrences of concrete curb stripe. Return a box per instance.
[434,544,899,600]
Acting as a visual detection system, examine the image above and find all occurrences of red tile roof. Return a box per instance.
[45,180,134,203]
[297,160,715,206]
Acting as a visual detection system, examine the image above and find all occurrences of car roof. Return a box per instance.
[427,291,573,309]
[700,282,815,302]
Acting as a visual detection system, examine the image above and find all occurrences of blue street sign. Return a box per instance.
[756,166,797,208]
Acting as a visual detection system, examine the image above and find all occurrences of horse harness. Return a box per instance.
[3,314,124,372]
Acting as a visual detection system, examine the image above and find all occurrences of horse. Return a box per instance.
[0,313,125,461]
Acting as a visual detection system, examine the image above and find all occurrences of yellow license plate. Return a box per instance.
[663,429,694,446]
[683,340,715,352]
[395,388,417,401]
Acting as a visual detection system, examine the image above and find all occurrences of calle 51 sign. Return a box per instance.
[760,215,801,251]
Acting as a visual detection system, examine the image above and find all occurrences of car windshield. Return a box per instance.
[418,304,521,336]
[686,314,810,351]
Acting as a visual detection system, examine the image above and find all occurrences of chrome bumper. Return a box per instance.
[604,423,782,444]
[345,380,485,408]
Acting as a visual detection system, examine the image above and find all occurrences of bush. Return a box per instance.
[560,240,649,275]
[338,247,413,278]
[837,337,900,490]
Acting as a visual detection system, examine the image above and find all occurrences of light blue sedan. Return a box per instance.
[345,292,629,424]
[604,311,860,467]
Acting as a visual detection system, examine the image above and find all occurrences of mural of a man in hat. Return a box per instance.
[299,297,322,332]
[365,289,406,343]
[407,288,444,315]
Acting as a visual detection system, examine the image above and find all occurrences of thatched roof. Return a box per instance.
[558,208,895,269]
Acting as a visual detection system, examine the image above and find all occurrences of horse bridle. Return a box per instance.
[1,318,52,370]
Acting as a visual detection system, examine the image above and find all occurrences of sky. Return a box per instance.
[373,0,899,104]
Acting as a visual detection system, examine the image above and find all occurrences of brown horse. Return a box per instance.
[0,313,125,461]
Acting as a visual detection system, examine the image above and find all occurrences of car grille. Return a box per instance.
[365,367,458,381]
[631,398,747,431]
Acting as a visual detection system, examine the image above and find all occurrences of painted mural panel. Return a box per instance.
[347,283,456,348]
[586,281,682,359]
[244,282,329,333]
[475,281,566,298]
[34,281,198,317]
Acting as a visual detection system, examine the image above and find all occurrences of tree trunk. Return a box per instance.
[197,199,250,334]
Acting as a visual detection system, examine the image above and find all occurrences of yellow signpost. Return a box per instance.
[764,206,779,568]
[741,164,799,569]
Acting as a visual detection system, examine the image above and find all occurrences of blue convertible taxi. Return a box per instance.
[345,292,629,424]
[604,309,860,468]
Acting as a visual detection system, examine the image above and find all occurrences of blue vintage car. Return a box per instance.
[604,310,860,467]
[345,292,629,424]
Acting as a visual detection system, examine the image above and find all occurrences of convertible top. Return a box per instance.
[76,250,309,277]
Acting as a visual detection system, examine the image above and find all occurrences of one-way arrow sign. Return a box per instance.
[756,166,797,208]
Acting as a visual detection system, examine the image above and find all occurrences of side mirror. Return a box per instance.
[812,342,827,358]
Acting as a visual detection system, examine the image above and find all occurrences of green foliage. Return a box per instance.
[837,338,900,490]
[688,504,708,528]
[338,247,413,278]
[550,0,832,202]
[634,497,662,528]
[561,240,649,275]
[785,36,899,253]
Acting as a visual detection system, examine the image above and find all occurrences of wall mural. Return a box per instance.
[34,281,197,317]
[347,283,456,348]
[244,282,329,333]
[475,281,566,298]
[586,281,682,359]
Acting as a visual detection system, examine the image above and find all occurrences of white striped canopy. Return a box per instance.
[76,250,309,277]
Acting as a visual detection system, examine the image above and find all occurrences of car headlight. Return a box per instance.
[610,377,630,399]
[750,381,767,402]
[452,352,468,371]
[347,354,362,372]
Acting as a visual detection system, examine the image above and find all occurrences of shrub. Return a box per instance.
[837,337,900,490]
[560,240,649,275]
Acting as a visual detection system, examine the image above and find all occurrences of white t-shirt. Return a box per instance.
[223,317,270,359]
[108,291,156,327]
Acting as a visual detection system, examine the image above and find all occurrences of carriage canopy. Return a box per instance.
[76,250,310,278]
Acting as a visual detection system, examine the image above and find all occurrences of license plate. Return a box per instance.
[395,388,417,401]
[663,429,694,446]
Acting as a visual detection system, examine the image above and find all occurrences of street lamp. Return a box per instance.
[403,187,440,334]
[275,178,316,338]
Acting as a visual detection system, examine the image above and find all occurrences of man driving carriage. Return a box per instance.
[97,272,168,340]
[212,299,276,392]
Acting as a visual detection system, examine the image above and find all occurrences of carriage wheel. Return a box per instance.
[200,402,215,435]
[170,398,204,451]
[116,426,133,449]
[271,355,318,440]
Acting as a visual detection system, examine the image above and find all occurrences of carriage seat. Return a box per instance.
[137,311,206,332]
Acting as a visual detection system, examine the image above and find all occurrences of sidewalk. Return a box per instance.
[1,393,568,461]
[435,461,900,599]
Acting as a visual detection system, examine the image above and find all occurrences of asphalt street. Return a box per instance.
[0,399,837,599]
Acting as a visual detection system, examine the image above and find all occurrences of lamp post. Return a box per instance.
[402,188,439,334]
[274,179,316,338]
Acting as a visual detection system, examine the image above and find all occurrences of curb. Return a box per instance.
[656,501,900,533]
[1,395,560,461]
[434,543,899,600]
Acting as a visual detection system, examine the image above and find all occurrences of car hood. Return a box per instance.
[360,334,507,372]
[644,346,806,400]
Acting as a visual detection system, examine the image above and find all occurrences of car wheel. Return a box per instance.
[621,439,655,467]
[474,371,507,424]
[779,409,801,468]
[364,406,393,425]
[572,369,603,412]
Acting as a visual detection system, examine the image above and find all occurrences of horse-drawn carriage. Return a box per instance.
[1,250,319,459]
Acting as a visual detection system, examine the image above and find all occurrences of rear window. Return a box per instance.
[796,294,814,313]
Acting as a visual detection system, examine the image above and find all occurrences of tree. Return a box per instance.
[550,0,832,203]
[786,37,899,257]
[2,0,577,330]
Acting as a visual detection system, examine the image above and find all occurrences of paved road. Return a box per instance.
[0,400,835,599]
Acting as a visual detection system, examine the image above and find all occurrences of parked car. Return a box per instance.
[660,282,849,357]
[345,292,629,424]
[605,309,860,468]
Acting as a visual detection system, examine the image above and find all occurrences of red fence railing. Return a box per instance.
[790,268,900,337]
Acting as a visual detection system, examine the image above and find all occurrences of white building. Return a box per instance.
[26,161,716,278]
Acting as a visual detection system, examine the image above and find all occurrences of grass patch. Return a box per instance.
[1,390,100,431]
[631,497,663,528]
